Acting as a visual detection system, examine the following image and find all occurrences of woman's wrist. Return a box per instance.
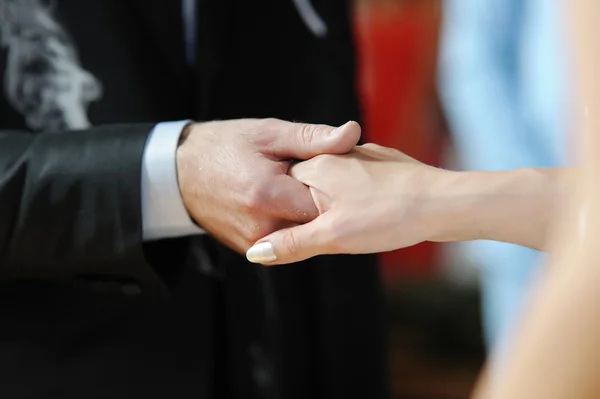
[424,168,556,249]
[422,169,487,243]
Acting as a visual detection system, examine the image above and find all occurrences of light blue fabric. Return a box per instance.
[438,0,567,348]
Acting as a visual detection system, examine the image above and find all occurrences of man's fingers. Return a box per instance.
[245,216,330,265]
[268,120,361,160]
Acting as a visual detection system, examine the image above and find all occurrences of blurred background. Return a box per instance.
[353,0,566,397]
[0,0,571,398]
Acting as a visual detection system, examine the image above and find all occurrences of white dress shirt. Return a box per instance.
[141,120,205,241]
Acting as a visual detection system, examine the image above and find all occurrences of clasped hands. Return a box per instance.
[176,118,447,265]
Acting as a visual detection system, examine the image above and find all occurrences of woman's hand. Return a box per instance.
[245,143,448,264]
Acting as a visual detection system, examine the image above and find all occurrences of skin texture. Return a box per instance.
[429,167,570,251]
[176,118,361,254]
[248,143,566,265]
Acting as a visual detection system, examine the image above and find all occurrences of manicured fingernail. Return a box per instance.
[246,242,277,263]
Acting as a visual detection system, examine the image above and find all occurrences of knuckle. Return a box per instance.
[249,118,276,134]
[249,118,282,148]
[242,186,268,212]
[360,143,384,152]
[311,153,335,169]
[243,222,270,245]
[361,142,396,155]
[257,118,279,134]
[262,117,280,126]
[361,143,378,149]
[298,123,317,147]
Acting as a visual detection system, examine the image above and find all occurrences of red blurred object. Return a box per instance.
[353,0,444,281]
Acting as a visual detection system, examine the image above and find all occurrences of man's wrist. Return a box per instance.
[142,120,205,241]
[175,122,199,222]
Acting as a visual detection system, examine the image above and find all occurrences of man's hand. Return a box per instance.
[245,144,449,264]
[176,118,361,253]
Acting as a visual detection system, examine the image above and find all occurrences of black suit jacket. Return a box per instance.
[0,1,390,398]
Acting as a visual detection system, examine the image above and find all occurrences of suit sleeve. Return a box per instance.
[0,124,157,281]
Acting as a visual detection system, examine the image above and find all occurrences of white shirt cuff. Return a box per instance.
[141,120,206,241]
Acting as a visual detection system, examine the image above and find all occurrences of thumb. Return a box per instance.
[270,120,361,160]
[245,216,332,265]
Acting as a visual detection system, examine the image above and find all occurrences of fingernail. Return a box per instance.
[246,242,277,263]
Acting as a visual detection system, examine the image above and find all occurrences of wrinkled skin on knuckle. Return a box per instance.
[297,123,318,151]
